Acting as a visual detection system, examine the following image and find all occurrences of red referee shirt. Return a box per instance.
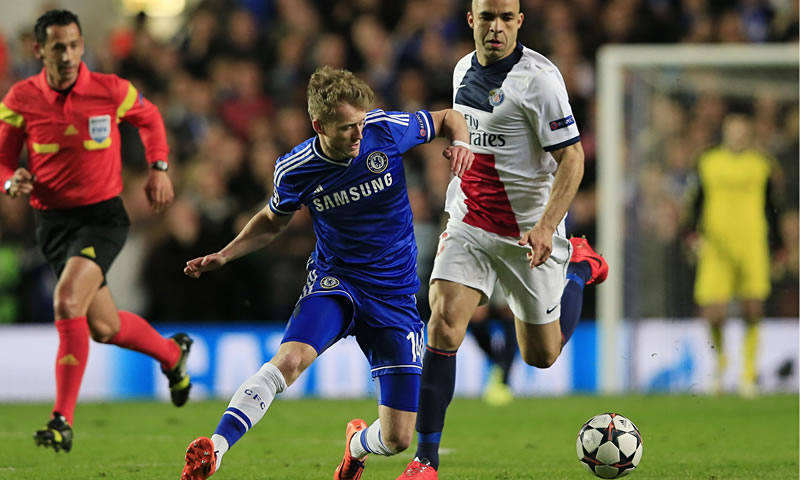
[0,62,168,210]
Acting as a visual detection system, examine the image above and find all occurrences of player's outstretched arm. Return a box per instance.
[184,206,292,279]
[184,252,227,278]
[429,108,474,177]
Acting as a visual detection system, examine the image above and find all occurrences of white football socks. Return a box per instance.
[210,434,228,470]
[350,418,397,457]
[215,362,287,469]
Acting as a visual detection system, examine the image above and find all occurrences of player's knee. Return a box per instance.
[88,328,110,343]
[741,302,763,321]
[53,292,83,320]
[702,305,727,325]
[272,350,311,385]
[381,429,412,454]
[520,347,559,369]
[427,309,468,348]
[87,321,116,343]
[429,298,462,327]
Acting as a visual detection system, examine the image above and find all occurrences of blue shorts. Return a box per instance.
[282,265,424,411]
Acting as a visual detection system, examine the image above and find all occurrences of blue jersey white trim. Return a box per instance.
[371,364,423,374]
[274,143,313,187]
[311,140,352,167]
[366,109,410,126]
[268,108,436,294]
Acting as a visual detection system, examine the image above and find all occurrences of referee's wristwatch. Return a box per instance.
[3,178,11,195]
[150,160,169,172]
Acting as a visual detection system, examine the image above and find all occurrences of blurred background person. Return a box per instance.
[0,0,794,404]
[684,113,783,397]
[468,296,518,406]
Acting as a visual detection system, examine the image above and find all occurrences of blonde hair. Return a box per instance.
[307,66,374,124]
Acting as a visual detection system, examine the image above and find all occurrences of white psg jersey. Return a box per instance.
[446,43,580,238]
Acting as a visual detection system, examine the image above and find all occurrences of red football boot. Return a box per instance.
[334,419,368,480]
[396,457,438,479]
[569,237,609,285]
[182,437,216,480]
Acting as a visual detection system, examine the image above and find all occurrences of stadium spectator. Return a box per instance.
[10,28,40,80]
[179,66,473,480]
[177,5,219,79]
[0,0,793,353]
[218,8,262,61]
[0,9,193,452]
[684,113,783,397]
[769,209,799,318]
[397,0,608,477]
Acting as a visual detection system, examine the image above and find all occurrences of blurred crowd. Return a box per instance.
[625,70,799,320]
[0,0,797,324]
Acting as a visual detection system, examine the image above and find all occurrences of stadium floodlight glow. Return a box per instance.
[122,0,186,17]
[596,43,799,395]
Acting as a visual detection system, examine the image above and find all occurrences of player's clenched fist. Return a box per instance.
[184,253,227,278]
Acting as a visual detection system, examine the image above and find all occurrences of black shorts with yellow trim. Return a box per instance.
[34,196,130,284]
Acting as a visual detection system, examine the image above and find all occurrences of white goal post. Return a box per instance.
[596,44,799,394]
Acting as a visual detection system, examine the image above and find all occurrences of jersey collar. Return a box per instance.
[472,42,523,73]
[312,137,352,167]
[36,61,92,104]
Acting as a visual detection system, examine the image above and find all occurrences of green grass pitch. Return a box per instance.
[0,395,796,479]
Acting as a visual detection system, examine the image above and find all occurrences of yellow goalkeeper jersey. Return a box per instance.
[697,147,772,243]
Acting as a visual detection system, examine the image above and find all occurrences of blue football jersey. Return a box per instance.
[269,109,436,294]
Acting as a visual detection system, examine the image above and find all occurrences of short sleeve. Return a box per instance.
[269,169,302,215]
[367,109,435,154]
[521,67,580,152]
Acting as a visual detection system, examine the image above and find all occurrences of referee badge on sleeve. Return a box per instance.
[89,115,111,143]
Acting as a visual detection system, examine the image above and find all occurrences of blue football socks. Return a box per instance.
[560,261,591,345]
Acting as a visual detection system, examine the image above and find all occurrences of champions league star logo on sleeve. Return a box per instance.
[366,151,389,173]
[488,89,505,107]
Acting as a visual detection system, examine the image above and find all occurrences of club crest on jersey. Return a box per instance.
[320,276,340,289]
[488,89,504,107]
[366,151,389,173]
[88,115,111,143]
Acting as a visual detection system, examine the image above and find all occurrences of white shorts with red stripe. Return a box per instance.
[430,218,572,325]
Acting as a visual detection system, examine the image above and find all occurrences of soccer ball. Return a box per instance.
[576,413,643,478]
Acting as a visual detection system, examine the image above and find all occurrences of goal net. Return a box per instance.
[596,44,799,393]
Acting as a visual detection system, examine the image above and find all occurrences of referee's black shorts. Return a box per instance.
[34,196,130,282]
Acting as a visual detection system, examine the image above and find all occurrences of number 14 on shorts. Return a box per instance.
[406,331,425,363]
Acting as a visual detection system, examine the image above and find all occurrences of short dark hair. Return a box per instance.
[34,9,82,44]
